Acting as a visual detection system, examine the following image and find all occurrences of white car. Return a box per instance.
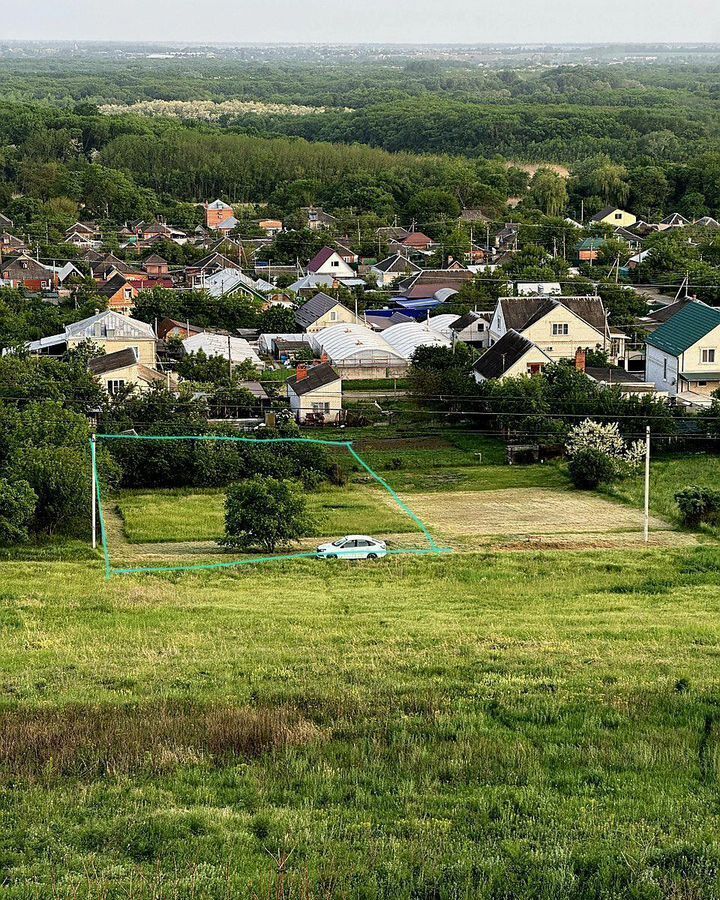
[316,535,387,560]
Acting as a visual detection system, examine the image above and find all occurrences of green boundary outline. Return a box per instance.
[91,434,450,579]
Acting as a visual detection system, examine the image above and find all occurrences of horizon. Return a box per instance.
[1,0,718,45]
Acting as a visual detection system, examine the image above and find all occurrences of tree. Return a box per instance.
[565,419,645,489]
[527,168,568,216]
[0,478,37,545]
[13,447,90,536]
[220,476,309,553]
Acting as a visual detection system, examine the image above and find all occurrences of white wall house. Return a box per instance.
[645,300,720,405]
[307,247,356,278]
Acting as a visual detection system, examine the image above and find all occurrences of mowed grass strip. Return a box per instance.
[2,549,720,896]
[117,484,421,544]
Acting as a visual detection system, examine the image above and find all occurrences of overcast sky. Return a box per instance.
[2,0,719,44]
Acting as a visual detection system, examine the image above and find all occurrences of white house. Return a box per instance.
[472,330,553,382]
[489,295,625,363]
[286,362,342,423]
[306,247,356,279]
[645,300,720,405]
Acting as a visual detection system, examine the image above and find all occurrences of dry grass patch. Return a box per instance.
[0,702,322,779]
[403,488,671,538]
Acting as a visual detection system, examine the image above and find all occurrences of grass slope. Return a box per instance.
[1,549,720,896]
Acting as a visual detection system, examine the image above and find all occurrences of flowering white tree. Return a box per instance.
[566,419,645,473]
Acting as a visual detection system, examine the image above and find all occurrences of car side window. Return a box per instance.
[346,540,357,548]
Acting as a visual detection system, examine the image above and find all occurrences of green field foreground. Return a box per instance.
[2,548,720,897]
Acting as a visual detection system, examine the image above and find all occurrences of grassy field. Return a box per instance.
[117,484,419,544]
[2,548,720,897]
[607,453,720,538]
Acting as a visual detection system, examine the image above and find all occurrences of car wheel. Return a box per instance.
[367,553,378,560]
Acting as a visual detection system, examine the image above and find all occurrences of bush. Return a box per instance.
[14,447,91,536]
[0,479,37,545]
[220,476,309,553]
[568,448,618,490]
[675,486,720,527]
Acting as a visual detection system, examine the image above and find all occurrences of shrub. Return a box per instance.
[675,486,720,527]
[220,476,309,553]
[568,448,618,489]
[14,447,91,536]
[0,479,37,545]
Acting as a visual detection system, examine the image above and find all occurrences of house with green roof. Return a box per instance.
[645,300,720,404]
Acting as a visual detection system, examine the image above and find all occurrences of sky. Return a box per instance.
[2,0,719,44]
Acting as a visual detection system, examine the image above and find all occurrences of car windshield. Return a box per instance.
[332,538,346,547]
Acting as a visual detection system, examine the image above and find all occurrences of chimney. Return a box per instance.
[296,364,308,381]
[320,351,329,364]
[575,348,586,373]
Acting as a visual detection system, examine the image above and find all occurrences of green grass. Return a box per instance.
[607,453,720,538]
[117,484,419,543]
[2,548,720,896]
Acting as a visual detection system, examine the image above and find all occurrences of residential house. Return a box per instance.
[369,254,422,288]
[0,213,13,229]
[303,207,338,231]
[450,310,493,348]
[658,213,690,230]
[394,269,474,304]
[89,347,171,396]
[185,252,240,283]
[637,298,693,334]
[516,282,561,296]
[694,217,720,229]
[376,225,411,247]
[91,253,144,282]
[389,232,435,255]
[472,330,553,382]
[197,268,268,302]
[589,207,637,228]
[258,219,283,236]
[295,292,362,333]
[143,254,169,276]
[99,274,139,315]
[307,247,356,279]
[0,254,56,291]
[334,243,359,265]
[157,318,204,342]
[205,200,235,230]
[584,362,659,398]
[286,362,342,423]
[494,223,520,251]
[645,300,720,404]
[28,309,157,364]
[613,227,644,250]
[490,295,623,362]
[577,237,605,264]
[1,232,26,254]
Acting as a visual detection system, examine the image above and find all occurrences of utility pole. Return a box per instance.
[90,434,97,550]
[643,426,651,544]
[227,333,233,381]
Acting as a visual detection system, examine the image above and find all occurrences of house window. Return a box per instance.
[312,402,331,414]
[330,311,338,322]
[552,323,569,336]
[107,379,126,395]
[331,260,339,267]
[701,348,716,363]
[615,212,622,220]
